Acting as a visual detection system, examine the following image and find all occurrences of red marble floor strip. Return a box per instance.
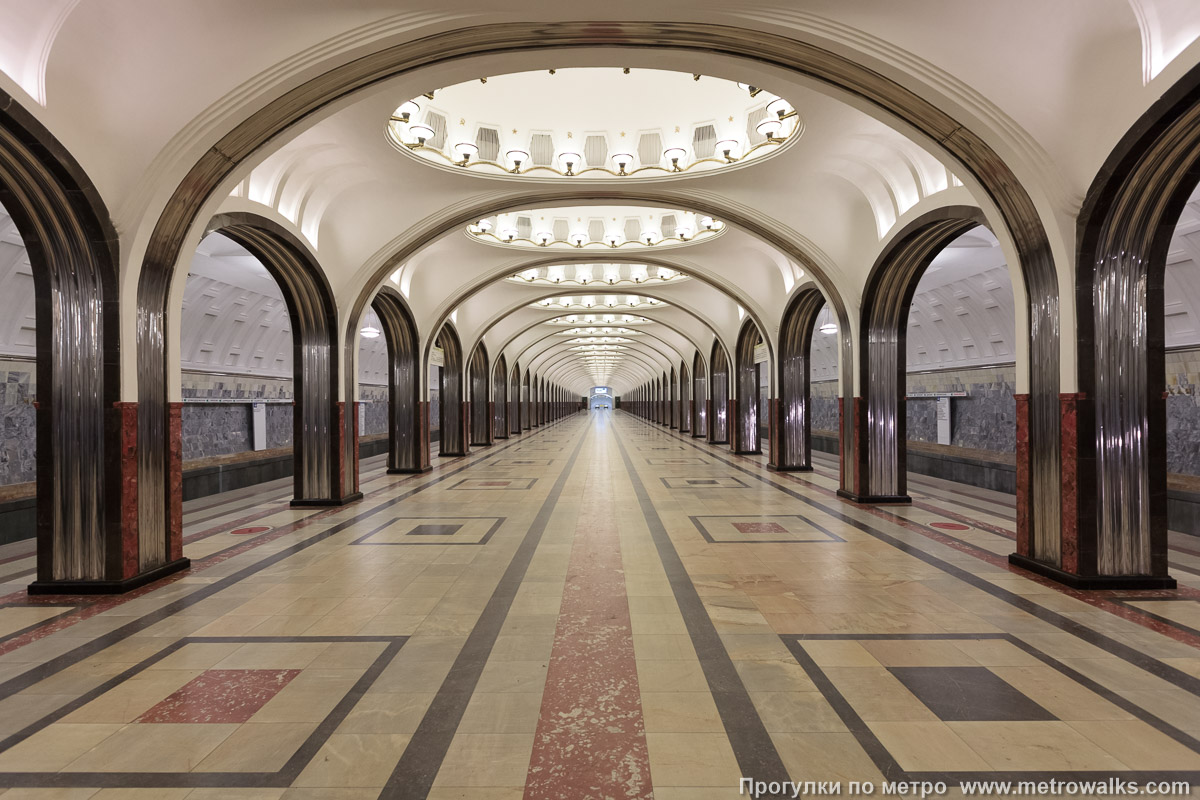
[524,449,652,800]
[136,668,300,724]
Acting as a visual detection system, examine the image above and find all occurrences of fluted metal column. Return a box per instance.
[373,288,423,474]
[776,287,825,471]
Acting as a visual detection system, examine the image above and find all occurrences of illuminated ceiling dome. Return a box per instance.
[469,206,723,249]
[530,294,667,311]
[507,264,688,287]
[388,68,800,180]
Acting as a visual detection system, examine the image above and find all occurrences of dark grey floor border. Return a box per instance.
[626,415,1200,699]
[781,632,1200,784]
[378,417,590,800]
[0,635,405,788]
[609,420,793,786]
[0,416,574,705]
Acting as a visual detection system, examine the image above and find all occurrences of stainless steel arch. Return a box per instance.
[734,320,765,454]
[775,286,826,472]
[372,286,425,473]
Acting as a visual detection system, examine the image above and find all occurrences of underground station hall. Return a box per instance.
[5,3,1200,798]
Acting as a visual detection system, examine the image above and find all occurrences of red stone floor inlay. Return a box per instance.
[229,526,271,535]
[135,668,301,724]
[732,521,788,534]
[929,521,971,531]
[525,450,652,799]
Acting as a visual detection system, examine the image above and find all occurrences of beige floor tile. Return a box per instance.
[734,659,817,692]
[751,691,846,732]
[1067,719,1200,770]
[869,721,992,771]
[338,692,435,734]
[473,660,548,693]
[292,733,411,787]
[640,691,724,732]
[61,670,202,724]
[194,722,314,772]
[632,634,696,661]
[772,732,886,784]
[458,692,544,733]
[0,723,121,771]
[433,733,535,787]
[65,723,239,772]
[800,640,882,668]
[644,732,742,787]
[949,721,1131,771]
[636,659,709,692]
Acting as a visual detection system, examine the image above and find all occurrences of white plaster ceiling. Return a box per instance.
[1,3,1200,394]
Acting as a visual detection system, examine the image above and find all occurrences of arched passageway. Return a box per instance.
[493,354,509,440]
[372,287,425,474]
[733,320,765,455]
[692,351,708,439]
[709,340,730,445]
[435,324,467,458]
[773,287,825,472]
[204,216,359,508]
[469,343,491,447]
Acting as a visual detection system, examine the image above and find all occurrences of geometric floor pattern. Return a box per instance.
[0,412,1195,798]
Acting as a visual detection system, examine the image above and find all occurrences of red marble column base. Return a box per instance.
[1007,391,1174,590]
[1014,394,1032,557]
[167,402,184,563]
[30,401,190,595]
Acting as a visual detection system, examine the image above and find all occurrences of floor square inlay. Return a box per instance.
[732,521,788,534]
[352,516,506,546]
[135,668,300,724]
[689,514,845,543]
[408,523,464,536]
[659,476,750,489]
[449,478,537,490]
[888,666,1056,722]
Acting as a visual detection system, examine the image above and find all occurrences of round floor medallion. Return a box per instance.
[229,526,271,536]
[930,522,970,531]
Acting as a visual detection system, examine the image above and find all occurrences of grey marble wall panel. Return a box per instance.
[1167,349,1200,477]
[182,405,252,460]
[0,363,36,485]
[0,404,36,484]
[811,380,839,433]
[266,405,293,449]
[360,385,388,437]
[906,366,1016,453]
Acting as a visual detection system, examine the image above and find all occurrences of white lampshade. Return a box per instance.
[505,148,529,166]
[477,218,493,231]
[570,233,587,246]
[714,139,739,158]
[756,118,783,138]
[766,97,792,118]
[558,151,581,169]
[535,231,554,245]
[500,228,518,241]
[611,152,634,171]
[397,100,420,119]
[409,124,434,143]
[454,141,479,159]
[663,147,687,163]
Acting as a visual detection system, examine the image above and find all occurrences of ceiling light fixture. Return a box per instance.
[819,322,838,335]
[396,101,420,123]
[453,142,479,165]
[663,147,687,171]
[756,118,784,142]
[715,139,740,161]
[408,124,434,147]
[506,149,529,172]
[559,151,581,176]
[611,153,634,175]
[360,325,381,339]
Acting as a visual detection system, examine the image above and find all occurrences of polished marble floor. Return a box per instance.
[0,411,1198,798]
